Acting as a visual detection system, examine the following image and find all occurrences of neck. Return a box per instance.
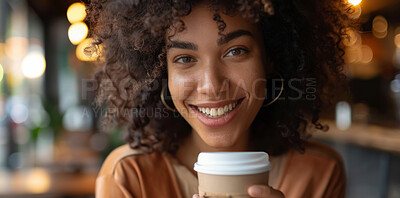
[174,128,251,177]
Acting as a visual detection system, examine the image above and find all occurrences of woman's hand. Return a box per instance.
[192,185,285,198]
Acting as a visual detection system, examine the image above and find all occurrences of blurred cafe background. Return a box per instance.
[0,0,399,197]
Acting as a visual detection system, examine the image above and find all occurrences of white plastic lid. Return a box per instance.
[194,152,271,175]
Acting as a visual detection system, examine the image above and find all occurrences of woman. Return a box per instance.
[86,0,353,197]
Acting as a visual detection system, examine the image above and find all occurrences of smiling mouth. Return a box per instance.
[189,98,245,118]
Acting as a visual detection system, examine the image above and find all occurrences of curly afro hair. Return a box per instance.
[85,0,356,155]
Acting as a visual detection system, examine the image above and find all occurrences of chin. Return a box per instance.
[202,135,238,150]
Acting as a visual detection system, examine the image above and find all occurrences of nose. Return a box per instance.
[197,59,229,99]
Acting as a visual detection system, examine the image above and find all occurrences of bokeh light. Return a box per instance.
[344,45,362,63]
[63,106,93,132]
[8,152,24,169]
[26,168,51,193]
[343,27,364,64]
[343,28,361,47]
[372,16,388,39]
[10,103,29,124]
[395,34,400,48]
[348,0,362,6]
[6,71,24,88]
[349,5,362,19]
[391,79,400,93]
[361,45,373,63]
[336,101,351,130]
[0,63,4,82]
[76,38,101,61]
[373,16,388,32]
[67,2,87,24]
[21,52,46,79]
[68,22,88,45]
[0,43,5,60]
[5,37,29,60]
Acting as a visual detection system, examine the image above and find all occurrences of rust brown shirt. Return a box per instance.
[95,140,346,198]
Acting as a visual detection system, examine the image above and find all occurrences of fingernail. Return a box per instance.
[249,186,262,196]
[192,194,199,198]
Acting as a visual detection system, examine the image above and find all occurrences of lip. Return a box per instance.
[189,97,245,128]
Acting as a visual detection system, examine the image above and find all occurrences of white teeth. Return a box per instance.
[217,108,224,116]
[210,108,217,117]
[195,100,241,118]
[224,105,228,113]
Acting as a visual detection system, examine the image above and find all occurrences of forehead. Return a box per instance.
[166,3,261,41]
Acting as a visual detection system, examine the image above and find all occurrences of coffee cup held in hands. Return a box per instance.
[194,152,271,198]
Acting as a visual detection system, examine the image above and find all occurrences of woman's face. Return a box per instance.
[166,4,268,149]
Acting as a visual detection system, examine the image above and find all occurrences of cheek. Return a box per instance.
[231,60,266,99]
[167,69,196,105]
[247,75,266,101]
[249,55,267,99]
[252,66,267,99]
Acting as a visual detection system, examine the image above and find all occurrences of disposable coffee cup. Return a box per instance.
[194,152,271,198]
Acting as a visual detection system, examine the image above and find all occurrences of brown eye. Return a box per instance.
[225,48,248,57]
[174,56,196,64]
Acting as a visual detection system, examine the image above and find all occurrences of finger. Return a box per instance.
[248,185,285,198]
[192,194,200,198]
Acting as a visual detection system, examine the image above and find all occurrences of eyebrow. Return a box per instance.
[167,41,198,51]
[217,29,254,46]
[166,29,254,51]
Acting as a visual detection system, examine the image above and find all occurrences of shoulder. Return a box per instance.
[280,140,346,184]
[286,140,345,184]
[287,139,344,173]
[96,144,154,197]
[278,140,346,197]
[97,144,157,176]
[95,145,182,198]
[301,140,344,165]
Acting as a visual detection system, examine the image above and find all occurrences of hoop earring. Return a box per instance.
[161,85,177,112]
[263,72,284,107]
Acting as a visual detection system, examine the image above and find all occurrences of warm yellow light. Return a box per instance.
[0,64,4,82]
[67,2,87,24]
[349,5,362,19]
[0,43,5,60]
[348,0,362,6]
[5,37,29,60]
[344,46,362,63]
[76,38,101,61]
[373,16,388,33]
[395,34,400,48]
[373,31,387,39]
[361,45,373,63]
[68,22,88,45]
[372,16,388,39]
[21,52,46,79]
[6,72,24,88]
[343,28,361,47]
[26,168,51,193]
